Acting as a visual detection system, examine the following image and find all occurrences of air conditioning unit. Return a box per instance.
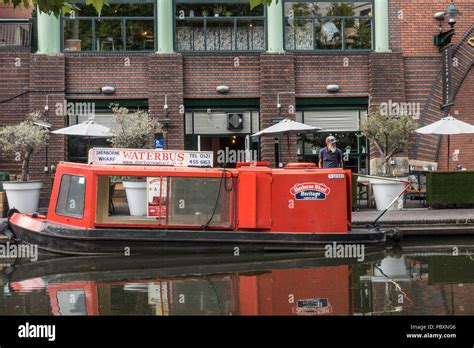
[227,113,243,130]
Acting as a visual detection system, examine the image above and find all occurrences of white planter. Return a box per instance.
[3,181,43,213]
[370,178,407,211]
[122,180,147,216]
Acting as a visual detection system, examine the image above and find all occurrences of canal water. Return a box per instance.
[0,237,473,316]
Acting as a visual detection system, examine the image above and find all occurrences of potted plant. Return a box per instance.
[361,108,417,210]
[108,106,162,216]
[0,112,49,213]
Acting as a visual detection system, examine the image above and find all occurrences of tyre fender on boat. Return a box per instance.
[3,208,20,240]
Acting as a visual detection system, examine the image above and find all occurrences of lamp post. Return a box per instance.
[432,1,461,169]
[433,1,461,111]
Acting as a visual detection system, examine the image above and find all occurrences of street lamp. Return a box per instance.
[446,1,461,28]
[433,0,461,49]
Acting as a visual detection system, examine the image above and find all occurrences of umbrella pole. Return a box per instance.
[447,134,450,171]
[287,133,291,164]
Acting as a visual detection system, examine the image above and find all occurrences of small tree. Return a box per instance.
[0,112,49,182]
[361,108,417,176]
[108,106,163,149]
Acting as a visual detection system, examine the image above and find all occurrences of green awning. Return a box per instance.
[296,97,369,109]
[184,98,260,109]
[66,99,149,110]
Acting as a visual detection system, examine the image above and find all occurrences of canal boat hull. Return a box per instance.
[7,214,385,255]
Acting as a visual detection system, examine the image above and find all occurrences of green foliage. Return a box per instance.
[4,0,108,16]
[327,2,355,27]
[361,108,417,175]
[426,172,474,206]
[300,132,357,152]
[355,19,372,49]
[291,2,319,16]
[177,2,263,17]
[107,106,162,149]
[327,2,355,17]
[288,2,320,26]
[85,0,108,15]
[250,0,276,10]
[10,0,267,16]
[0,112,49,181]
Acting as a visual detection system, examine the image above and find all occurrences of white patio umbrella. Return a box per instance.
[415,115,474,170]
[52,118,111,137]
[251,118,322,162]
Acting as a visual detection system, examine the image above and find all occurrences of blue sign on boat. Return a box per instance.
[155,139,164,149]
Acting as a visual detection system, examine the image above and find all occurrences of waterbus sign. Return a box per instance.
[88,148,213,167]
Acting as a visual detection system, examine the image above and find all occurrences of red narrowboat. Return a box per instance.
[5,148,385,255]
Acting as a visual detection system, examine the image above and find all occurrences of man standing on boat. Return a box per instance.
[319,136,343,169]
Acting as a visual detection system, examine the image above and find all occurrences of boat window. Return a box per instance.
[55,290,87,315]
[169,177,232,227]
[56,174,86,219]
[100,175,233,228]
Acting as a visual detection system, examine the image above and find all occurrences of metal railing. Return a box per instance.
[0,19,31,49]
[175,16,266,52]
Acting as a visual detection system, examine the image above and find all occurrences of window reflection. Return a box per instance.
[285,1,373,51]
[63,1,155,52]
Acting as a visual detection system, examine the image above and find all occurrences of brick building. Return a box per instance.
[0,0,473,206]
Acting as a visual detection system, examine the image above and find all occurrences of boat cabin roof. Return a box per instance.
[57,161,240,176]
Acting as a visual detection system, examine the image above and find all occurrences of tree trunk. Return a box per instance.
[21,153,30,182]
[382,157,389,176]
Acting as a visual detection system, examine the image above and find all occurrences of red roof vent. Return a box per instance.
[236,161,270,168]
[285,162,318,169]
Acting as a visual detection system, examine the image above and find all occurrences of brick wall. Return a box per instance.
[386,0,474,167]
[411,24,474,166]
[367,52,407,162]
[294,54,369,95]
[0,49,31,179]
[0,52,66,208]
[369,52,406,106]
[29,54,66,208]
[0,50,30,127]
[65,53,149,98]
[0,3,31,18]
[260,53,296,166]
[395,0,474,57]
[438,67,474,171]
[183,53,260,98]
[403,56,440,159]
[148,53,184,150]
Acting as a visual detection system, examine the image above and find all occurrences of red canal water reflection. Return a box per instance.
[1,244,473,316]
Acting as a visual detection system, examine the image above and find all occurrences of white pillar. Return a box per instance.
[374,0,391,52]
